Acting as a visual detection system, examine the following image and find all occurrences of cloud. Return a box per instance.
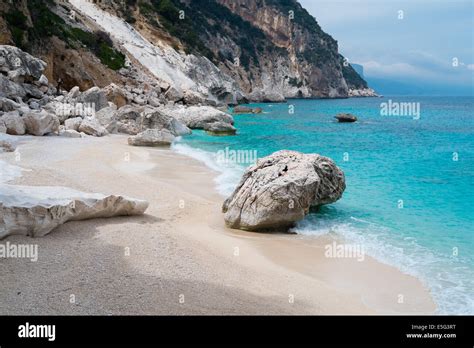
[361,60,431,78]
[298,0,394,26]
[298,0,473,93]
[360,58,473,87]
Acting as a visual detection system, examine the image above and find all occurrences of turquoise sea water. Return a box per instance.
[173,96,474,314]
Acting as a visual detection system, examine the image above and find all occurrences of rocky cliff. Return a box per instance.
[0,0,376,103]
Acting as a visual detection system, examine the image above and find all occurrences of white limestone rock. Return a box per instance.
[1,111,25,135]
[128,129,175,147]
[167,105,234,130]
[23,110,60,136]
[222,150,346,231]
[0,184,149,238]
[78,117,108,137]
[64,117,83,131]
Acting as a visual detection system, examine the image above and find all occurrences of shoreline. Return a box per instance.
[0,134,435,314]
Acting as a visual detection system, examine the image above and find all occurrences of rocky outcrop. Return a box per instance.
[335,113,358,123]
[128,129,175,147]
[0,45,46,83]
[222,150,345,231]
[2,0,375,105]
[0,45,64,138]
[0,75,28,100]
[67,0,373,103]
[0,184,149,239]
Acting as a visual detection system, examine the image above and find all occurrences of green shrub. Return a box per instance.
[4,9,28,30]
[98,43,126,71]
[69,28,126,71]
[4,9,28,48]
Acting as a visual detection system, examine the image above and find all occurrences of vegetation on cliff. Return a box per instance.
[2,0,125,71]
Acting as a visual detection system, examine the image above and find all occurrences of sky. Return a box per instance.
[298,0,474,95]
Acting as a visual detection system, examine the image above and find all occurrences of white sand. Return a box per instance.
[0,135,435,314]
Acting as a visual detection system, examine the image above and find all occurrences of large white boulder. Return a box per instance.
[64,117,83,131]
[222,150,346,231]
[115,105,144,135]
[59,129,84,138]
[95,104,119,133]
[128,129,175,147]
[1,111,25,135]
[167,105,234,129]
[78,117,108,137]
[23,110,60,136]
[203,121,236,135]
[141,108,191,136]
[78,86,109,111]
[0,184,149,238]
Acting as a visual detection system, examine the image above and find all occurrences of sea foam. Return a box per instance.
[294,215,474,314]
[171,143,244,197]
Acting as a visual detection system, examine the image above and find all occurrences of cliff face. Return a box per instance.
[0,0,374,102]
[169,0,371,99]
[0,0,127,91]
[215,0,350,99]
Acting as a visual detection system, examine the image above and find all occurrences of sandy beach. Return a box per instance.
[0,135,436,315]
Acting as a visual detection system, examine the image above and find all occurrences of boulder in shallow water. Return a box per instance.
[128,129,175,147]
[0,184,149,238]
[222,150,345,231]
[335,113,357,123]
[204,121,236,136]
[233,106,263,114]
